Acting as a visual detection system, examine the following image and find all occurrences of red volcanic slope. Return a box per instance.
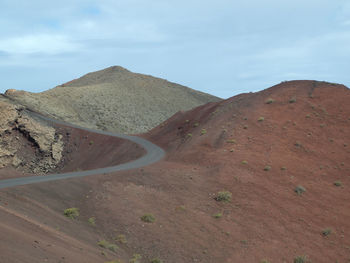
[0,80,349,263]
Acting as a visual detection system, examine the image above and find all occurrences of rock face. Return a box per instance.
[5,66,221,134]
[0,96,64,174]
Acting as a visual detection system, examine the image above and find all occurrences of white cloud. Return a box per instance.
[0,34,81,55]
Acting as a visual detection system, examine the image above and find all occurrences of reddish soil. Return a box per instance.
[1,80,350,263]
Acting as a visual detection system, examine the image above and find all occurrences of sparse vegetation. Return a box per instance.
[258,116,265,122]
[105,260,123,263]
[88,217,96,226]
[63,208,79,219]
[260,260,271,263]
[334,181,342,187]
[89,140,94,145]
[98,240,118,252]
[215,191,232,202]
[289,97,297,103]
[213,212,222,218]
[281,167,287,171]
[141,214,156,223]
[265,98,274,104]
[322,228,332,236]
[194,122,199,127]
[264,165,271,171]
[294,255,309,263]
[187,133,192,137]
[200,129,207,135]
[227,139,236,144]
[150,258,163,263]
[129,254,142,263]
[241,160,248,165]
[115,234,127,244]
[295,141,302,147]
[295,185,306,195]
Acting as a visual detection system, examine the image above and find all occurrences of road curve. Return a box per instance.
[0,109,165,189]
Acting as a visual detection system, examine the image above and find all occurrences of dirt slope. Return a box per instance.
[5,66,220,134]
[1,80,349,263]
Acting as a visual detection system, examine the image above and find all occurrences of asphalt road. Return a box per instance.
[0,110,165,189]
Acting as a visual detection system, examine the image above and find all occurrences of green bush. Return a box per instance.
[115,234,127,244]
[322,228,332,236]
[64,208,79,219]
[265,98,274,104]
[334,181,342,187]
[150,258,163,263]
[295,186,306,195]
[213,212,222,218]
[294,255,309,263]
[88,217,96,226]
[264,165,271,171]
[129,254,142,263]
[289,97,297,103]
[98,240,118,252]
[215,191,232,202]
[200,129,207,135]
[258,116,265,122]
[141,214,155,223]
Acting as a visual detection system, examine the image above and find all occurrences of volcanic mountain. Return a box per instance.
[5,66,220,133]
[0,80,349,263]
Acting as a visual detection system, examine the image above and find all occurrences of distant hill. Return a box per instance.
[5,66,221,133]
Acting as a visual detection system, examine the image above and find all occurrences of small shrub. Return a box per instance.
[98,240,118,252]
[281,167,287,171]
[258,116,265,122]
[187,133,192,137]
[243,125,248,129]
[289,97,297,103]
[295,141,302,147]
[200,129,207,135]
[89,140,94,145]
[150,258,163,263]
[322,228,332,236]
[175,205,186,212]
[295,185,306,195]
[88,217,96,226]
[264,165,271,171]
[64,208,79,219]
[227,139,236,144]
[241,160,248,165]
[105,260,123,263]
[213,212,222,218]
[294,255,309,263]
[115,234,127,244]
[129,254,142,263]
[334,181,342,187]
[265,98,274,104]
[193,122,199,127]
[141,214,155,223]
[215,191,232,202]
[260,260,271,263]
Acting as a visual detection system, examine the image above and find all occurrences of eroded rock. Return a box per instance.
[0,96,64,174]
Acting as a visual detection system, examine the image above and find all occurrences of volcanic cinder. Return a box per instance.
[0,80,349,263]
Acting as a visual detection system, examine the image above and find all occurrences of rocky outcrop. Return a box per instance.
[0,96,64,174]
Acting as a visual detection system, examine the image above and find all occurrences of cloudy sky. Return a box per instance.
[0,0,349,98]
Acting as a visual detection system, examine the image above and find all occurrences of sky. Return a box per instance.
[0,0,349,98]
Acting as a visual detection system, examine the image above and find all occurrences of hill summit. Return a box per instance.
[5,66,220,133]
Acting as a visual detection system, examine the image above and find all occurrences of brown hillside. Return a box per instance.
[5,66,220,134]
[1,80,349,263]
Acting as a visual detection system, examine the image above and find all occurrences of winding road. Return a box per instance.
[0,109,165,189]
